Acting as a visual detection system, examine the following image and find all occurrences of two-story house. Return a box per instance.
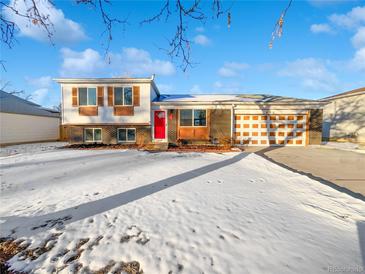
[55,76,326,146]
[56,76,159,145]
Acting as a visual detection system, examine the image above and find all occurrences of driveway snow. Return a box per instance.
[0,149,364,273]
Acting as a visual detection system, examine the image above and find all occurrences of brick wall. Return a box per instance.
[309,109,323,145]
[70,127,83,144]
[167,109,178,143]
[101,126,117,144]
[210,109,232,143]
[167,109,232,144]
[65,125,152,145]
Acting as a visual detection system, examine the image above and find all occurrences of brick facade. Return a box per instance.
[166,109,232,145]
[308,109,323,145]
[62,108,323,146]
[210,109,232,143]
[62,125,152,145]
[167,109,178,143]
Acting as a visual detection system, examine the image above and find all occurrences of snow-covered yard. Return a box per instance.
[0,148,364,273]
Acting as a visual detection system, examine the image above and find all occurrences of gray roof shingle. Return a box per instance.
[0,90,60,118]
[154,94,320,104]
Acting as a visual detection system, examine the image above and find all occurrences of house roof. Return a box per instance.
[0,90,60,118]
[53,75,160,96]
[154,94,323,105]
[320,87,365,101]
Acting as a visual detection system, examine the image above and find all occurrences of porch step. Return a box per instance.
[145,143,168,151]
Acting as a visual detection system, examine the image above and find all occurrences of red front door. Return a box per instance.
[154,111,166,139]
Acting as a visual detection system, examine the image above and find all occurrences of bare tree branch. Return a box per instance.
[0,80,11,91]
[76,0,128,59]
[1,0,54,46]
[269,0,293,49]
[142,0,229,71]
[0,80,32,100]
[140,0,171,24]
[0,0,292,72]
[0,12,16,48]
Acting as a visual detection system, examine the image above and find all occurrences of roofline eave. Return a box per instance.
[53,77,160,96]
[152,101,327,106]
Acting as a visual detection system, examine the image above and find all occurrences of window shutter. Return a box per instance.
[107,86,114,106]
[72,87,78,106]
[133,86,140,106]
[97,86,104,106]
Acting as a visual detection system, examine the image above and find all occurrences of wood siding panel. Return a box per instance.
[178,127,209,140]
[79,106,98,116]
[179,127,194,139]
[107,86,113,106]
[97,86,104,106]
[194,127,209,140]
[72,87,78,106]
[114,106,134,116]
[133,86,140,106]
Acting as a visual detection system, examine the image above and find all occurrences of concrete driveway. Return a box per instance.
[253,146,365,198]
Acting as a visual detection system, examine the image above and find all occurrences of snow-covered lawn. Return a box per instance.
[0,149,364,273]
[0,142,68,157]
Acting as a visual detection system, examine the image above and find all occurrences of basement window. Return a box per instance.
[84,128,102,142]
[179,109,207,127]
[117,128,136,142]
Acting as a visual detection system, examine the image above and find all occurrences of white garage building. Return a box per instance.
[322,87,365,144]
[0,91,60,146]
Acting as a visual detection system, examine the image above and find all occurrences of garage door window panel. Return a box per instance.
[234,114,306,146]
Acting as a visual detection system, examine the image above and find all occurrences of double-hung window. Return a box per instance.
[79,88,97,106]
[84,128,102,142]
[114,87,133,106]
[117,128,136,142]
[180,109,207,127]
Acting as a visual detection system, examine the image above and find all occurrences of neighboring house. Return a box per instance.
[55,76,325,146]
[0,91,60,145]
[321,87,365,144]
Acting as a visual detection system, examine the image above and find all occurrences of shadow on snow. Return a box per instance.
[1,153,248,238]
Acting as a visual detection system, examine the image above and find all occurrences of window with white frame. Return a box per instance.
[79,88,97,106]
[180,109,207,127]
[114,87,133,106]
[84,128,102,142]
[117,128,136,142]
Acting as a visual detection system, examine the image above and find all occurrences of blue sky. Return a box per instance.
[2,0,365,108]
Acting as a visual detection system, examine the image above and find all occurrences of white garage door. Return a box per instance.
[234,114,307,146]
[0,112,60,145]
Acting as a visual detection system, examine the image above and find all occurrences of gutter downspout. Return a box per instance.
[61,85,64,125]
[231,104,235,145]
[60,85,64,141]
